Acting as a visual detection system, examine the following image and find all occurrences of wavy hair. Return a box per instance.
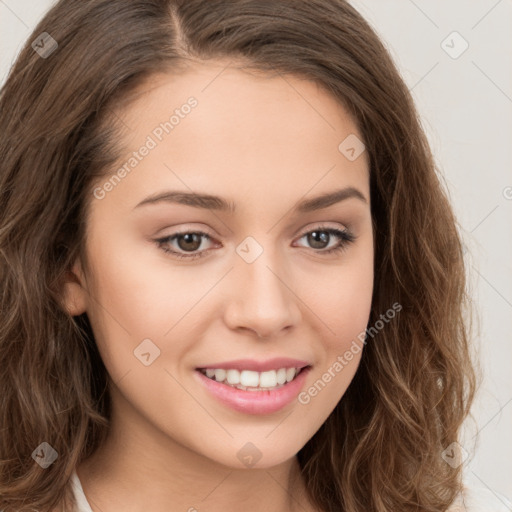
[0,1,476,510]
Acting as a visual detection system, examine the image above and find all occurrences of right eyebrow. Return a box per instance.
[295,187,368,212]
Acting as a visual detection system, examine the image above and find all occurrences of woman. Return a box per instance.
[0,1,508,511]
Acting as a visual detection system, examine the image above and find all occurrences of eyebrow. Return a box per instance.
[133,186,367,213]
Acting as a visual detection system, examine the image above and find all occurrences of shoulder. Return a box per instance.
[448,486,512,512]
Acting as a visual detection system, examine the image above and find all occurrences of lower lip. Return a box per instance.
[194,367,311,415]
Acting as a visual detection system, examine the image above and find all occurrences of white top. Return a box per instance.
[71,470,95,512]
[70,469,511,512]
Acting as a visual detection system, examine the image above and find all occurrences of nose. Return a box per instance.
[223,248,302,339]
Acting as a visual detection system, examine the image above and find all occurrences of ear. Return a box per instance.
[59,259,88,316]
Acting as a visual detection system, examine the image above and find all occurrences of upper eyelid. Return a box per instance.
[157,224,351,248]
[159,221,349,238]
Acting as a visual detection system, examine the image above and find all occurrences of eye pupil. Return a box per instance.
[178,233,202,251]
[308,231,329,249]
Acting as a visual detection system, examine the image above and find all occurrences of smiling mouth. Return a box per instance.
[197,366,310,392]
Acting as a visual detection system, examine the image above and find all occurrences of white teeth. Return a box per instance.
[276,368,287,385]
[226,369,240,385]
[240,370,259,387]
[214,369,226,382]
[200,366,304,389]
[259,370,277,388]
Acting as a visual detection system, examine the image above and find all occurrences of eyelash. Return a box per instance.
[155,226,357,260]
[155,225,357,261]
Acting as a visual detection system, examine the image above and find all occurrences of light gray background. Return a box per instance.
[1,0,511,501]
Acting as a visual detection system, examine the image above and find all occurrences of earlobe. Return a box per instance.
[59,260,88,316]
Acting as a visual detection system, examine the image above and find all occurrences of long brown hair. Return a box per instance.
[0,1,477,510]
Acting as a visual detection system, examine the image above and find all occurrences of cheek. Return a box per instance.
[297,272,371,425]
[82,233,225,378]
[85,231,199,333]
[302,245,373,400]
[312,251,374,350]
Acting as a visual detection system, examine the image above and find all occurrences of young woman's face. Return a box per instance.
[65,60,374,470]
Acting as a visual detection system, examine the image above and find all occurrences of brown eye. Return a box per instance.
[306,230,331,249]
[155,230,214,260]
[295,227,356,254]
[175,233,203,252]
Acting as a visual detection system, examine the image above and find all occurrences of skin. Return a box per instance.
[61,59,374,512]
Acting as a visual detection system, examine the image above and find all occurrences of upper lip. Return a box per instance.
[196,357,311,372]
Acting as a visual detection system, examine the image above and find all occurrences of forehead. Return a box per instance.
[95,60,369,212]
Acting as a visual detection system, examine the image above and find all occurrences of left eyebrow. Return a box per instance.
[295,187,368,212]
[132,186,368,213]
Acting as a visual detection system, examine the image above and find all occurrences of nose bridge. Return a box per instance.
[223,236,301,337]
